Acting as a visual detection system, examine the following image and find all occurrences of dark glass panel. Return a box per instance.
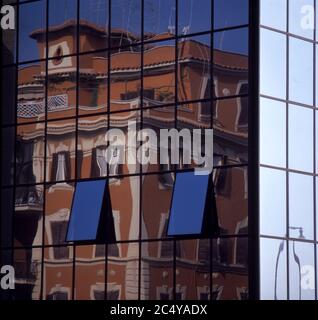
[1,127,15,186]
[14,184,43,248]
[12,247,42,300]
[1,66,16,125]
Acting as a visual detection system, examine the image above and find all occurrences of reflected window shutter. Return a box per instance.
[65,151,71,180]
[50,153,58,181]
[90,148,98,178]
[77,150,83,179]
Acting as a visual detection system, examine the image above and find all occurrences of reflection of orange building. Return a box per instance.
[12,20,248,300]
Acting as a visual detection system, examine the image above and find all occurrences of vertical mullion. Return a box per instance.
[105,0,112,301]
[71,0,81,301]
[313,0,317,302]
[138,0,144,301]
[39,0,49,301]
[210,0,214,302]
[173,0,178,301]
[248,0,260,300]
[286,0,290,301]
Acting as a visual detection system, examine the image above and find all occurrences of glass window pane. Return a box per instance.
[141,241,173,300]
[19,1,46,62]
[44,183,74,247]
[289,173,314,240]
[289,241,315,300]
[109,176,140,241]
[260,28,286,99]
[176,239,210,300]
[107,242,139,300]
[289,37,313,106]
[144,0,175,40]
[79,52,108,116]
[142,174,173,240]
[260,167,286,237]
[111,0,141,46]
[214,28,248,56]
[43,246,73,300]
[214,166,248,235]
[75,245,105,300]
[260,238,287,300]
[46,120,76,183]
[167,172,210,236]
[177,34,210,103]
[79,0,109,52]
[212,237,248,299]
[77,115,108,179]
[289,0,314,39]
[288,104,313,172]
[17,62,46,124]
[143,40,176,107]
[110,47,141,112]
[179,0,211,35]
[260,97,286,167]
[214,0,248,30]
[67,180,108,242]
[260,0,287,31]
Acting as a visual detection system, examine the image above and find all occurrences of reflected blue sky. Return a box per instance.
[289,173,314,240]
[18,0,249,62]
[66,179,107,242]
[260,167,286,237]
[260,97,286,168]
[260,238,287,300]
[261,0,287,31]
[288,104,313,173]
[167,171,210,236]
[260,28,286,99]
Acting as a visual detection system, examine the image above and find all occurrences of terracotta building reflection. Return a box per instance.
[13,21,248,300]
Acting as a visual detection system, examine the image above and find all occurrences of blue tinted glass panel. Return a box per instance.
[66,180,107,242]
[167,172,209,236]
[214,0,248,29]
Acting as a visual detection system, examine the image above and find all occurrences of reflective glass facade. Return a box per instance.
[260,0,318,300]
[1,0,250,300]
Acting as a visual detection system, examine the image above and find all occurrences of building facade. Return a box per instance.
[1,0,314,301]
